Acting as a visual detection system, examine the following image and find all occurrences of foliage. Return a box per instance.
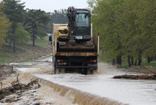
[25,9,50,46]
[2,0,25,23]
[15,23,30,44]
[90,0,156,66]
[51,9,68,24]
[47,9,68,33]
[0,3,10,49]
[2,0,25,52]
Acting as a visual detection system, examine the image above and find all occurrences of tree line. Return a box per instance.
[0,0,68,52]
[88,0,156,66]
[47,9,68,33]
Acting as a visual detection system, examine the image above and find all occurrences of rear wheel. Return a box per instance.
[54,64,60,74]
[53,56,59,74]
[60,68,65,73]
[84,69,88,75]
[54,63,56,74]
[87,70,93,74]
[83,69,93,75]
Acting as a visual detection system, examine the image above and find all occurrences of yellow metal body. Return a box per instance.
[53,24,99,56]
[57,26,69,37]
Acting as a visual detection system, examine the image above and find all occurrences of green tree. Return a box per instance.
[92,0,125,65]
[47,9,68,33]
[2,0,25,52]
[15,23,30,44]
[25,9,50,47]
[90,0,156,66]
[0,3,10,49]
[137,0,156,63]
[121,0,156,65]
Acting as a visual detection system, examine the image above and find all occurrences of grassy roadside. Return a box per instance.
[0,36,52,64]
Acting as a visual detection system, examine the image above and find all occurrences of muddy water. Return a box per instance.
[11,57,156,105]
[34,63,156,105]
[35,76,123,105]
[3,58,53,88]
[37,85,75,105]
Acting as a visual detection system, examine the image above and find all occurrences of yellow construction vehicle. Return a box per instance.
[50,6,99,74]
[57,26,69,37]
[57,26,69,41]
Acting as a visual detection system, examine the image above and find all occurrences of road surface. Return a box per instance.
[13,57,156,105]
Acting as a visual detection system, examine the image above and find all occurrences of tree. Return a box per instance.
[2,0,25,52]
[51,9,67,24]
[121,0,156,66]
[25,9,50,47]
[90,0,156,66]
[91,0,125,65]
[137,0,156,63]
[15,23,30,44]
[0,3,10,49]
[47,9,68,33]
[87,0,97,12]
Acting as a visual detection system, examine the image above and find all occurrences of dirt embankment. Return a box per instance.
[0,65,14,81]
[97,62,156,75]
[0,62,76,105]
[13,45,52,62]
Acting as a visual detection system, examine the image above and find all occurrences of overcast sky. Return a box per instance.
[19,0,89,12]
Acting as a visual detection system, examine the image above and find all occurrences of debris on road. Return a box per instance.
[113,74,156,80]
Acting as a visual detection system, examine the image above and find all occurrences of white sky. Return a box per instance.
[20,0,89,12]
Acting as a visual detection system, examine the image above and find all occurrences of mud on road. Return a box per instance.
[0,65,14,80]
[0,61,77,105]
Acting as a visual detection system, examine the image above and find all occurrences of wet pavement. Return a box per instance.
[10,56,52,68]
[35,74,156,105]
[36,56,52,62]
[12,57,156,105]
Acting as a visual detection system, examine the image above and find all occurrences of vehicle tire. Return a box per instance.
[54,65,60,74]
[84,69,88,75]
[54,63,57,74]
[60,68,65,73]
[53,56,57,74]
[87,70,93,74]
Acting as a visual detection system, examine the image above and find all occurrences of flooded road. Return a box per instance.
[35,73,156,105]
[36,56,52,62]
[12,57,156,105]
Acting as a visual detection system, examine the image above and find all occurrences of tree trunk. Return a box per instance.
[112,59,115,65]
[147,57,151,63]
[131,57,134,65]
[128,56,131,67]
[32,25,35,47]
[33,32,35,47]
[138,50,142,65]
[9,39,12,47]
[138,55,142,66]
[116,55,122,65]
[13,22,16,53]
[135,60,137,66]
